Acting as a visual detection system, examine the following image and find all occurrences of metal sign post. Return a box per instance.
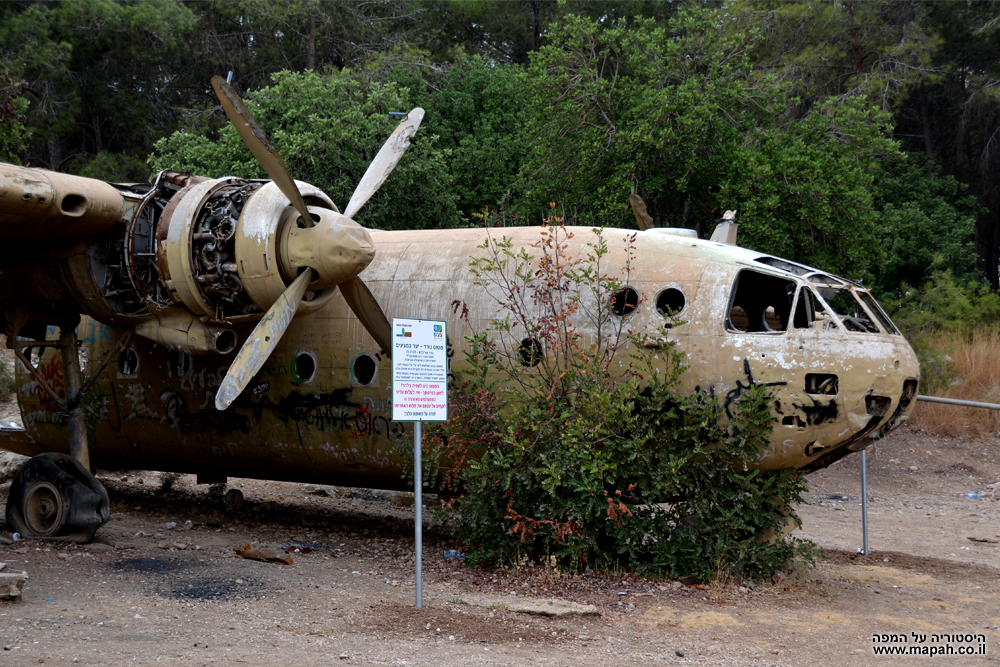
[860,449,869,556]
[414,421,422,607]
[391,318,448,609]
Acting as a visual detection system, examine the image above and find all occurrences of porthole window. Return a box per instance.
[352,354,377,385]
[610,287,639,317]
[655,288,686,316]
[118,348,139,376]
[293,351,317,384]
[517,338,543,367]
[168,350,191,379]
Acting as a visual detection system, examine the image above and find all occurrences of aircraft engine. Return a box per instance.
[0,75,422,412]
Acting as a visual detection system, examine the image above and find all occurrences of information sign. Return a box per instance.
[391,318,448,422]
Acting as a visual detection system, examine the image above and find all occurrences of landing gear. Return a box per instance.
[5,453,110,543]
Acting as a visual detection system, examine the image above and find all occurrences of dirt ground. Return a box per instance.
[0,418,999,666]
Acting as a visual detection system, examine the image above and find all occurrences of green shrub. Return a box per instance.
[429,225,812,581]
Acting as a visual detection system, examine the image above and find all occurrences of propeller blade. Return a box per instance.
[211,76,314,227]
[343,108,425,220]
[629,193,654,231]
[338,276,392,355]
[215,269,314,410]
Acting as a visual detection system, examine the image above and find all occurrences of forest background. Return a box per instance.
[1,0,999,428]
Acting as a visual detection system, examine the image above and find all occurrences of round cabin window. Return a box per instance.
[729,306,750,332]
[655,288,686,316]
[118,348,139,376]
[610,287,639,317]
[352,354,377,385]
[517,338,544,367]
[168,350,191,379]
[293,352,317,384]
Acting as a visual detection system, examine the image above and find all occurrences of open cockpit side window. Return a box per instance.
[727,270,796,333]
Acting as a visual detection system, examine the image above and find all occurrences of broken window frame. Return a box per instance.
[856,290,901,335]
[725,269,797,334]
[806,278,885,334]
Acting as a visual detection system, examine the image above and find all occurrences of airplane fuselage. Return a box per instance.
[2,226,920,489]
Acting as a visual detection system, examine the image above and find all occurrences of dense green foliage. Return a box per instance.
[1,0,999,304]
[151,70,459,231]
[871,154,981,293]
[428,227,812,580]
[0,54,27,163]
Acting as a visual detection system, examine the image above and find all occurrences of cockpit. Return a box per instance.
[726,261,900,335]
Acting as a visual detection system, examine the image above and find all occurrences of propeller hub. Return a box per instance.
[278,207,375,290]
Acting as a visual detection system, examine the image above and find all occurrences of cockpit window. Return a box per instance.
[815,287,880,333]
[755,256,811,276]
[858,291,900,335]
[727,270,796,333]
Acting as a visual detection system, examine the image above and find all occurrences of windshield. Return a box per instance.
[814,287,881,333]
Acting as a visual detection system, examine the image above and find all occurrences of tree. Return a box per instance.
[397,56,531,221]
[151,69,460,231]
[0,0,202,176]
[517,10,898,281]
[733,1,1000,287]
[0,53,28,164]
[871,152,980,293]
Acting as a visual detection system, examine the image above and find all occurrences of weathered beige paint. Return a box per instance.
[3,226,919,489]
[0,163,124,240]
[134,307,236,355]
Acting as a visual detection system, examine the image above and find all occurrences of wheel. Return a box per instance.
[5,453,110,543]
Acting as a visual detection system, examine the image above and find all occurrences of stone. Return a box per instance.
[0,570,28,600]
[224,489,244,513]
[57,553,69,561]
[172,543,187,550]
[463,595,598,617]
[0,452,28,484]
[86,543,114,552]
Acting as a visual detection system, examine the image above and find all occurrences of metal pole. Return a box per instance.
[860,448,869,556]
[414,421,423,608]
[59,318,89,470]
[916,395,1000,410]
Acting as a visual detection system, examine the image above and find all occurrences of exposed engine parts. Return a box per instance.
[157,178,264,321]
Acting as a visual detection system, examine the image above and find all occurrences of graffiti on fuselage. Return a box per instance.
[21,337,409,447]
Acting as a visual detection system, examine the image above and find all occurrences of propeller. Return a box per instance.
[210,76,423,410]
[215,268,314,410]
[344,108,424,219]
[212,77,314,227]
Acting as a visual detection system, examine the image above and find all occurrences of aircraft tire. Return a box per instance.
[5,453,110,543]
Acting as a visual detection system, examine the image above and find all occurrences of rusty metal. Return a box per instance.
[59,320,89,470]
[78,329,132,398]
[629,194,654,231]
[134,307,236,355]
[0,225,919,489]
